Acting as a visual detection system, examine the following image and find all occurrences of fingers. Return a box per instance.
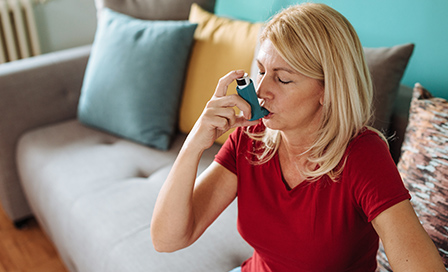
[213,70,245,98]
[210,70,253,121]
[202,105,238,131]
[208,94,252,120]
[190,70,257,146]
[202,101,256,132]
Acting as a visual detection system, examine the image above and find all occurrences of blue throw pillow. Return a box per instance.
[78,8,197,150]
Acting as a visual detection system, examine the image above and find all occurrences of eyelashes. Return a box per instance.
[278,78,292,85]
[258,71,292,85]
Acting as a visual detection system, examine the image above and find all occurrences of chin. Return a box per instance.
[262,117,279,130]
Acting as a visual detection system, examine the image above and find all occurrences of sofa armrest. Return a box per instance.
[0,45,91,223]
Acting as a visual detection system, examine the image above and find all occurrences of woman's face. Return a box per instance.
[256,39,324,136]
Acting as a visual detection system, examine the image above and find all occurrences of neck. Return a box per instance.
[279,127,318,159]
[278,130,319,187]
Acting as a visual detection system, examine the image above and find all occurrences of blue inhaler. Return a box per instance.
[236,73,269,121]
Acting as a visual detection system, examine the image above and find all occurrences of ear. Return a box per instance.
[319,92,324,106]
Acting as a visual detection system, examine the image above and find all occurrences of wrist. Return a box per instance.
[180,137,206,161]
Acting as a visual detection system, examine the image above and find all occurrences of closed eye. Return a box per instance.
[278,77,292,84]
[258,72,292,85]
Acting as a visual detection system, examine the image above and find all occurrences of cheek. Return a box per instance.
[284,91,322,114]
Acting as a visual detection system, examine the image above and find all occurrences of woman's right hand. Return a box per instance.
[185,70,259,150]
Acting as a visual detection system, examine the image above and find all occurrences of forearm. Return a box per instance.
[373,200,446,271]
[150,142,204,252]
[151,70,254,252]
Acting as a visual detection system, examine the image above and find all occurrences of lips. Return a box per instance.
[259,103,271,118]
[260,105,272,118]
[263,112,273,119]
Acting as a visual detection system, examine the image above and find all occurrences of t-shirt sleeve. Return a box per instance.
[214,127,241,175]
[347,131,411,222]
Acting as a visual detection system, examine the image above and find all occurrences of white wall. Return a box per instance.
[33,0,97,54]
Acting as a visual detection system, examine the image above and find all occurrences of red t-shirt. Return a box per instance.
[214,124,410,272]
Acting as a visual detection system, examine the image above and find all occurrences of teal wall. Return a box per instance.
[215,0,448,99]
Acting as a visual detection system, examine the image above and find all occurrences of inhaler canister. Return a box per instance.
[236,73,269,121]
[236,74,251,88]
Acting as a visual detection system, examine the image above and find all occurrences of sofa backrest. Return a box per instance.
[94,0,216,20]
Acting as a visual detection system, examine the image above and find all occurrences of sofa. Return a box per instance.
[1,0,447,271]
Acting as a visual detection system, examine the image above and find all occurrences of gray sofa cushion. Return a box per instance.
[388,85,412,163]
[95,0,215,20]
[17,120,252,272]
[364,43,414,134]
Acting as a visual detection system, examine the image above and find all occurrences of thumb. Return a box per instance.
[232,117,260,129]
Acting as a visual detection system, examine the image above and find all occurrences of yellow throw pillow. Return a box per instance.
[179,3,262,144]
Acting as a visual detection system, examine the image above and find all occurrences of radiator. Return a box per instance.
[0,0,41,64]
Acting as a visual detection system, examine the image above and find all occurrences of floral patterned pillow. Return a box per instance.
[377,83,448,271]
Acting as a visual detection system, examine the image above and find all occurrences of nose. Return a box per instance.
[255,73,271,100]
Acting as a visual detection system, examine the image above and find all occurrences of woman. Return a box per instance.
[151,3,445,271]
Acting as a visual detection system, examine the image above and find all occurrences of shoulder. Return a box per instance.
[216,123,265,174]
[343,128,396,176]
[218,122,265,156]
[342,129,409,222]
[228,122,265,145]
[346,128,389,159]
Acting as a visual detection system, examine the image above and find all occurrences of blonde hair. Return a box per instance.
[249,3,385,181]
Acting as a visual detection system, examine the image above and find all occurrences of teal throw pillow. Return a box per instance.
[78,8,197,150]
